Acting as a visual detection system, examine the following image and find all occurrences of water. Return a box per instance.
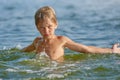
[0,0,120,79]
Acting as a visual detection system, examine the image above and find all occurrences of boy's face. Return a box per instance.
[36,18,57,37]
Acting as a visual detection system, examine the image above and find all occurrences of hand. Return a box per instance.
[112,43,120,54]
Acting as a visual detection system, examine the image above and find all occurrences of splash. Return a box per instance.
[35,51,48,59]
[15,44,22,49]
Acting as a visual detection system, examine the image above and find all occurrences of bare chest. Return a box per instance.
[36,40,65,58]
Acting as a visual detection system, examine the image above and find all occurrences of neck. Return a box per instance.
[43,35,56,41]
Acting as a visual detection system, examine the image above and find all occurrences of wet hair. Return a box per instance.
[34,6,58,26]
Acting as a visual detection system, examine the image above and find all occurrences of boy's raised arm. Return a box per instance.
[64,36,120,54]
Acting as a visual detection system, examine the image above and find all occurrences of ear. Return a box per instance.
[55,26,57,29]
[54,24,58,29]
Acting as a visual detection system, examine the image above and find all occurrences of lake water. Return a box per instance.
[0,0,120,80]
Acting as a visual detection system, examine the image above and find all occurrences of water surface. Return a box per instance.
[0,0,120,79]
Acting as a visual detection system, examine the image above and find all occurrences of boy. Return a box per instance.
[22,6,120,62]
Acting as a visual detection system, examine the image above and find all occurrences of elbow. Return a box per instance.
[87,49,95,53]
[82,47,96,54]
[83,49,93,53]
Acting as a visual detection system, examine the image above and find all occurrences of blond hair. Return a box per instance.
[34,6,58,26]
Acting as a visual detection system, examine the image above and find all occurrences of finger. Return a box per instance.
[118,43,120,45]
[117,43,120,47]
[116,43,120,47]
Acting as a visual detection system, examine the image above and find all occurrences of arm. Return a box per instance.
[21,37,39,52]
[21,43,35,52]
[64,37,120,54]
[88,43,120,54]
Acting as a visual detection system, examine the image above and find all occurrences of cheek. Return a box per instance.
[50,28,55,32]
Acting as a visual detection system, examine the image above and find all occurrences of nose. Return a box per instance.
[44,27,49,33]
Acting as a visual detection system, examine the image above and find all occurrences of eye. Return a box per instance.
[38,26,44,30]
[48,25,52,29]
[40,26,44,29]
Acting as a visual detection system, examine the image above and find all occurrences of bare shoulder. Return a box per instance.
[58,36,73,42]
[56,36,71,41]
[56,36,74,46]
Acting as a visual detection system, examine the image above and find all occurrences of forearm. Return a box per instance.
[21,44,35,52]
[88,46,113,54]
[69,43,113,54]
[21,47,30,52]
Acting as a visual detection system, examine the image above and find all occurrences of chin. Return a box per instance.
[45,34,50,36]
